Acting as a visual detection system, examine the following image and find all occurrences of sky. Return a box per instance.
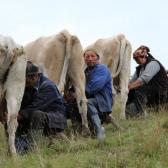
[0,0,168,74]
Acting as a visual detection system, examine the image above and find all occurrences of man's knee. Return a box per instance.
[87,98,99,116]
[30,110,48,129]
[31,110,46,120]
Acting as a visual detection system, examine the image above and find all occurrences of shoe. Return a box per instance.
[126,103,138,118]
[97,126,105,141]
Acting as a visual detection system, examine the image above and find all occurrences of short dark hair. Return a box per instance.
[26,61,39,76]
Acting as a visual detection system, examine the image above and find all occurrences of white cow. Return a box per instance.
[0,35,27,154]
[24,30,90,135]
[85,34,132,119]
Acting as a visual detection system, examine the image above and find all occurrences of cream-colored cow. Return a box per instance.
[0,35,27,154]
[85,34,132,119]
[24,30,90,134]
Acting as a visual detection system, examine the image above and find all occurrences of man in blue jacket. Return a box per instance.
[84,50,113,141]
[17,61,67,150]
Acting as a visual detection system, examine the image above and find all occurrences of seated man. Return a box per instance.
[17,61,67,152]
[84,50,113,140]
[126,45,168,117]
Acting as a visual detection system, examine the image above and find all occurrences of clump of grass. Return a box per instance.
[1,108,168,167]
[132,120,168,167]
[162,120,168,129]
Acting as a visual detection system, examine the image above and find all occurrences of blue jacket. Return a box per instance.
[85,64,113,113]
[20,74,67,130]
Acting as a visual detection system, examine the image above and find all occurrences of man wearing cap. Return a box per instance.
[16,61,67,152]
[126,46,168,117]
[84,50,113,141]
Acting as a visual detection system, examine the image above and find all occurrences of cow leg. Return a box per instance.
[69,72,90,136]
[120,90,128,119]
[5,54,26,155]
[6,93,25,155]
[119,66,130,119]
[75,86,90,136]
[6,91,25,155]
[67,60,90,135]
[6,99,18,154]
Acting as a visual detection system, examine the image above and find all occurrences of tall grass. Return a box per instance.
[0,105,168,167]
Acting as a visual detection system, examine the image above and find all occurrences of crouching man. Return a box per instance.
[16,61,67,153]
[84,50,113,141]
[126,45,168,117]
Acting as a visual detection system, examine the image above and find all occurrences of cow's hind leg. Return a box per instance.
[69,74,90,136]
[75,87,90,136]
[119,63,130,119]
[7,106,18,154]
[5,54,26,155]
[6,96,22,155]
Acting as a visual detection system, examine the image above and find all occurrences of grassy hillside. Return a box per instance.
[0,106,168,168]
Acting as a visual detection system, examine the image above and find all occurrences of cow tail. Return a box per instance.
[58,31,72,92]
[113,37,127,78]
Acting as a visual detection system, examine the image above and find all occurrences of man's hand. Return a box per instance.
[128,80,143,90]
[17,113,23,121]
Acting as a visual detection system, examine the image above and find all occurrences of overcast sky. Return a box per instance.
[0,0,167,73]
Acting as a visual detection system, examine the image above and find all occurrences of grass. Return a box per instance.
[0,103,168,168]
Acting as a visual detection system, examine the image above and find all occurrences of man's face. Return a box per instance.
[133,49,147,65]
[134,55,147,65]
[84,51,99,67]
[26,73,39,87]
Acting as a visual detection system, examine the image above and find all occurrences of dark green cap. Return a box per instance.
[26,61,39,75]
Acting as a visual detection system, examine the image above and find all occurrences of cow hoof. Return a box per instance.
[120,114,126,120]
[81,126,91,137]
[7,147,17,157]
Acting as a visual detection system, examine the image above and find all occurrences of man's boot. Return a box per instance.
[91,114,105,141]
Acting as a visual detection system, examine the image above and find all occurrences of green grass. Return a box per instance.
[1,106,168,168]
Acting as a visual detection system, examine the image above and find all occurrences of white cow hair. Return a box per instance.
[0,35,21,52]
[24,30,89,134]
[0,34,27,155]
[85,34,132,119]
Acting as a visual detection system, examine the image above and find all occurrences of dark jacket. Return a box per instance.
[20,74,67,130]
[85,64,113,113]
[135,56,168,105]
[136,56,168,89]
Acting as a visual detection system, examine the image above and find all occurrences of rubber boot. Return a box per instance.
[91,114,105,141]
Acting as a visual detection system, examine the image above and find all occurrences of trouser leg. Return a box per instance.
[28,110,48,149]
[126,88,147,118]
[87,98,105,140]
[30,110,48,130]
